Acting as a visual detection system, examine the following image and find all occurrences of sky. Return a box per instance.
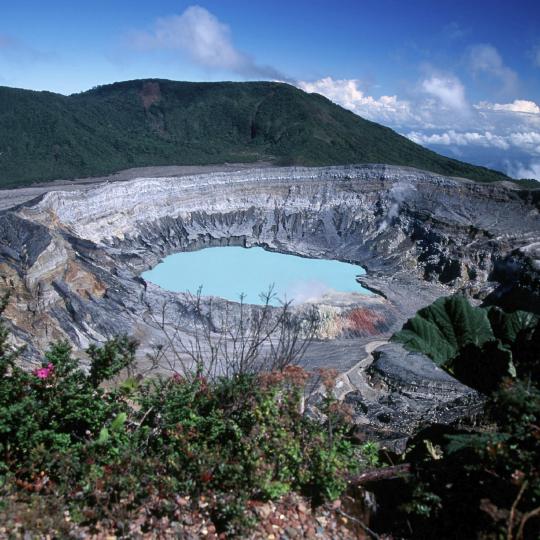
[1,0,540,179]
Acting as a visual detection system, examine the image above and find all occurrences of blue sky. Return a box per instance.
[1,0,539,178]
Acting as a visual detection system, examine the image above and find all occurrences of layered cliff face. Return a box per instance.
[1,165,539,435]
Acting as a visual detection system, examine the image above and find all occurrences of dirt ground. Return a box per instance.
[0,162,275,211]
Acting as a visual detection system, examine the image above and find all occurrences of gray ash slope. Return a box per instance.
[1,164,539,438]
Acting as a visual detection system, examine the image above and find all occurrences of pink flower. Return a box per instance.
[34,363,54,379]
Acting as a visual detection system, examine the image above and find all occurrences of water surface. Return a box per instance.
[143,246,368,305]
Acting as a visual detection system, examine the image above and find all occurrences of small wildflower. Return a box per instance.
[33,363,54,379]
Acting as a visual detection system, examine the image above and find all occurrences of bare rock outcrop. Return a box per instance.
[0,164,538,436]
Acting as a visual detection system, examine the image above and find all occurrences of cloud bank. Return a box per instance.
[406,129,540,154]
[296,75,540,179]
[477,99,540,115]
[298,74,476,129]
[507,161,540,180]
[297,77,417,126]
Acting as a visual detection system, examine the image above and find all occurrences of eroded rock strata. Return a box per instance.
[1,165,539,436]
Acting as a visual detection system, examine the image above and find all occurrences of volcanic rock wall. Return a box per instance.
[0,165,539,367]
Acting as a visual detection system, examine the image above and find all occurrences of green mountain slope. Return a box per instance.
[0,79,509,187]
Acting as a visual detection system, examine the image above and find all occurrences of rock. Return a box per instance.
[0,164,538,435]
[342,343,485,441]
[284,526,299,538]
[256,503,273,520]
[296,503,308,514]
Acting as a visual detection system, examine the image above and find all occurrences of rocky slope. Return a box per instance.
[1,164,539,436]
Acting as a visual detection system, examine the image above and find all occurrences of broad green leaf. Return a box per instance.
[487,307,538,344]
[392,326,455,365]
[392,295,494,365]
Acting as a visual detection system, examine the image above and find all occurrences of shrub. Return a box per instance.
[372,380,540,538]
[377,296,540,538]
[0,295,364,536]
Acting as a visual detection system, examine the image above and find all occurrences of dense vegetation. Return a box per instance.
[1,292,538,537]
[379,295,540,539]
[0,79,511,187]
[0,294,373,537]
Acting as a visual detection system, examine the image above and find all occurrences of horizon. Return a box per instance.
[1,0,539,179]
[0,77,302,96]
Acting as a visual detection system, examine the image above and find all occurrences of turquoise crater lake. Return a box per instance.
[142,247,369,306]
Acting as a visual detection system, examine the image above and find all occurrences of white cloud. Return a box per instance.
[506,161,540,180]
[508,132,540,149]
[469,44,518,94]
[130,5,283,79]
[297,77,418,126]
[406,129,540,155]
[421,75,468,111]
[407,130,509,150]
[296,77,539,137]
[477,99,540,115]
[297,76,471,130]
[296,75,540,179]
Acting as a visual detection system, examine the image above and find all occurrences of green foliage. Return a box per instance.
[5,289,535,537]
[376,380,540,539]
[0,79,510,187]
[392,295,539,393]
[359,441,380,468]
[87,335,137,387]
[133,370,359,505]
[487,306,540,382]
[487,307,538,344]
[378,297,540,538]
[0,300,365,535]
[399,482,442,518]
[0,338,123,476]
[392,295,495,365]
[511,178,540,189]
